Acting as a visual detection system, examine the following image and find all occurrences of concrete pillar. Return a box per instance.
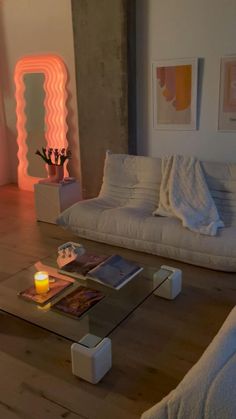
[71,0,131,198]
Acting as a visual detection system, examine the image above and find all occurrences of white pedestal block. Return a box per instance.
[34,181,80,224]
[71,335,112,384]
[153,265,182,300]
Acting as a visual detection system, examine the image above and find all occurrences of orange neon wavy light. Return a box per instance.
[14,54,68,191]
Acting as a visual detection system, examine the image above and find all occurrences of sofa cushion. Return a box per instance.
[141,305,236,419]
[100,152,161,212]
[57,197,119,232]
[57,153,236,271]
[202,160,236,227]
[58,200,236,271]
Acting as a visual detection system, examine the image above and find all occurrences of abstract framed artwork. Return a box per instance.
[218,56,236,131]
[152,58,198,130]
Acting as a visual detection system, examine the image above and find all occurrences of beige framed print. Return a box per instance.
[152,58,198,130]
[218,56,236,131]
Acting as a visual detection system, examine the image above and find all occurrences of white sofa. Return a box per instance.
[57,152,236,271]
[141,305,236,419]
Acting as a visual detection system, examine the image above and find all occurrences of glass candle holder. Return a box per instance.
[34,271,49,294]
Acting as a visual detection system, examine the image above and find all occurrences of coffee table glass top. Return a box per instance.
[0,252,164,346]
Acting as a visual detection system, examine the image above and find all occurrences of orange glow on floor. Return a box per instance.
[14,54,69,191]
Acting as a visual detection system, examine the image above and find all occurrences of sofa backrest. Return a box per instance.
[99,152,236,226]
[99,152,161,211]
[202,161,236,227]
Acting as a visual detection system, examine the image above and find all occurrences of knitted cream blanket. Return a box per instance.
[153,155,224,236]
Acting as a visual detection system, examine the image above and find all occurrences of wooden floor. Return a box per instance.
[0,184,236,419]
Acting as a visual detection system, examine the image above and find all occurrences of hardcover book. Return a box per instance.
[88,255,143,290]
[18,277,73,305]
[52,286,105,319]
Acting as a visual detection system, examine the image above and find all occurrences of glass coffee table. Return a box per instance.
[0,251,171,383]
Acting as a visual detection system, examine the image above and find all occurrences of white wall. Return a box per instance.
[136,0,236,162]
[0,0,80,182]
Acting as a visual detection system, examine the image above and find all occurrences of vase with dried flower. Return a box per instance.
[35,147,71,183]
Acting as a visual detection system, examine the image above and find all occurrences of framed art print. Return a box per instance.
[218,56,236,131]
[152,58,198,130]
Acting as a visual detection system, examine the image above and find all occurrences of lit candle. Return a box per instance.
[34,271,49,294]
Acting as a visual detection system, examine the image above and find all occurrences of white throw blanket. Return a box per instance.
[153,155,224,236]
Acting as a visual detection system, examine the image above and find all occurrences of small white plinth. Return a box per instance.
[34,181,80,224]
[153,265,182,300]
[71,334,112,384]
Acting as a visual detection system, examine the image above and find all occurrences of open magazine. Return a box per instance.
[58,250,143,290]
[87,255,143,289]
[58,251,109,278]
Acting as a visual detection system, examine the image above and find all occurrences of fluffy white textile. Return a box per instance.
[141,305,236,419]
[153,155,224,236]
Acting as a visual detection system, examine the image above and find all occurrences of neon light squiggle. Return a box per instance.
[14,54,68,191]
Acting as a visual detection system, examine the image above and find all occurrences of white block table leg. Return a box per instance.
[153,266,182,300]
[71,334,112,384]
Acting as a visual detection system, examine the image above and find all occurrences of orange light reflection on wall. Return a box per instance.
[14,54,69,191]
